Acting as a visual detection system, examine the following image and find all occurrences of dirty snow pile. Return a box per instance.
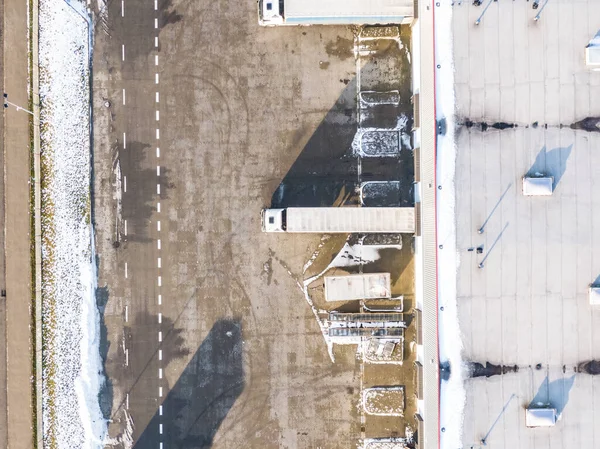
[39,0,107,447]
[435,2,466,449]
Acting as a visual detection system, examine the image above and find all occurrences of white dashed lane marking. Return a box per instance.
[155,55,159,66]
[126,393,129,410]
[121,0,124,16]
[125,262,128,278]
[158,331,162,342]
[159,424,163,434]
[159,367,163,378]
[155,73,159,84]
[159,405,163,416]
[157,257,161,268]
[155,18,158,28]
[122,44,125,61]
[157,239,161,249]
[123,132,126,149]
[125,305,128,322]
[124,219,127,236]
[158,349,162,360]
[154,0,157,10]
[157,184,160,195]
[155,36,158,47]
[156,166,160,176]
[125,349,129,366]
[123,176,127,193]
[122,88,126,105]
[156,147,160,158]
[156,128,160,139]
[156,92,160,103]
[158,313,162,324]
[159,387,163,397]
[158,276,162,286]
[156,110,160,121]
[157,202,161,213]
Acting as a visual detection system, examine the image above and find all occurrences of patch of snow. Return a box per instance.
[434,2,465,449]
[39,0,107,447]
[352,114,410,156]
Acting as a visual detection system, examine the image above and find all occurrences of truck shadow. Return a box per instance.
[133,319,244,449]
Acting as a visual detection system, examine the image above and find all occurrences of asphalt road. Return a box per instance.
[92,0,367,447]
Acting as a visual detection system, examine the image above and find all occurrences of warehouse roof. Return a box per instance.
[283,0,413,25]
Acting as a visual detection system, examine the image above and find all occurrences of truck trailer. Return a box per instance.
[258,0,414,26]
[261,207,415,234]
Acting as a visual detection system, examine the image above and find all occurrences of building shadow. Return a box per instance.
[95,284,113,422]
[529,375,575,416]
[134,319,244,449]
[526,145,573,190]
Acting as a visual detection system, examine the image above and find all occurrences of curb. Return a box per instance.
[31,0,43,445]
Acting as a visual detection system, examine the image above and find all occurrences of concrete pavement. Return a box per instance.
[2,0,34,448]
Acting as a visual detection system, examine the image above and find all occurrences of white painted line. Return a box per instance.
[125,305,128,322]
[158,276,162,287]
[123,133,126,149]
[125,349,129,366]
[156,166,160,176]
[158,257,161,268]
[124,219,128,236]
[154,0,157,10]
[158,294,162,305]
[155,73,159,84]
[122,44,125,61]
[124,176,127,193]
[156,128,160,139]
[157,239,161,250]
[125,262,128,278]
[159,368,163,378]
[158,331,162,342]
[158,312,162,323]
[158,349,162,360]
[160,443,163,449]
[155,55,159,66]
[155,18,158,28]
[156,147,160,158]
[157,220,161,231]
[126,393,129,410]
[157,202,161,213]
[159,405,163,416]
[159,386,163,397]
[159,423,163,434]
[155,36,159,47]
[122,88,126,105]
[156,110,160,121]
[156,92,160,103]
[121,0,124,16]
[157,184,160,195]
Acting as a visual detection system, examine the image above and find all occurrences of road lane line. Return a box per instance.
[157,220,161,231]
[155,73,159,84]
[157,202,161,213]
[159,405,163,416]
[155,36,159,47]
[125,305,128,322]
[159,368,163,378]
[155,18,158,28]
[155,55,158,66]
[122,88,126,105]
[156,147,160,158]
[158,312,162,323]
[121,0,124,16]
[159,387,163,397]
[124,176,127,193]
[157,184,160,195]
[156,128,160,139]
[158,349,162,360]
[156,92,159,103]
[159,424,163,434]
[154,0,157,10]
[160,443,163,449]
[156,166,160,176]
[158,294,162,305]
[156,110,159,121]
[125,349,129,366]
[157,239,161,249]
[126,393,129,410]
[122,44,125,61]
[123,132,126,149]
[158,276,162,286]
[125,262,128,278]
[158,331,162,342]
[157,257,161,268]
[124,219,127,236]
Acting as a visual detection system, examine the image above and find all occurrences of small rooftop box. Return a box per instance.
[589,286,600,305]
[526,407,557,428]
[522,176,553,196]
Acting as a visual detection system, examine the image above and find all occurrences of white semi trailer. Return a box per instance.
[261,207,415,233]
[258,0,413,26]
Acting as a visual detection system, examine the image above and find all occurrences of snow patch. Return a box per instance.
[435,2,465,449]
[39,0,107,447]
